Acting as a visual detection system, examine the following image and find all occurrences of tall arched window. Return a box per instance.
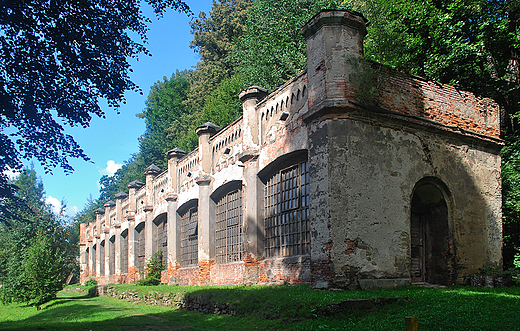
[153,214,168,266]
[109,236,115,275]
[135,222,145,275]
[99,240,105,276]
[121,229,128,274]
[214,182,243,264]
[179,201,198,267]
[264,157,310,258]
[92,244,97,276]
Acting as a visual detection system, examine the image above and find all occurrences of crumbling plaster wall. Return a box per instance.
[320,114,501,288]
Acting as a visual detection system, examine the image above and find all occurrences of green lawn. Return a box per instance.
[0,285,519,330]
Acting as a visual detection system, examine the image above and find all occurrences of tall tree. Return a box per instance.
[235,0,341,90]
[186,0,252,112]
[0,168,78,308]
[0,0,191,224]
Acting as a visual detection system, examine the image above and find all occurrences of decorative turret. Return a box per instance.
[196,122,221,174]
[239,86,269,149]
[301,10,368,116]
[166,148,187,191]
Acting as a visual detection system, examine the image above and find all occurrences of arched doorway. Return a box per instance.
[410,177,453,285]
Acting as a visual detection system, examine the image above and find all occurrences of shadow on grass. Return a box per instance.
[1,285,520,331]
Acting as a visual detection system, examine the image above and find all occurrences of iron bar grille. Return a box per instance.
[215,188,243,264]
[92,244,97,276]
[181,206,198,267]
[136,223,145,275]
[85,248,89,275]
[121,231,128,274]
[109,236,115,275]
[264,160,310,257]
[99,241,105,275]
[157,218,168,266]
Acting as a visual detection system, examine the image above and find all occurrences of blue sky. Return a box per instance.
[27,0,213,217]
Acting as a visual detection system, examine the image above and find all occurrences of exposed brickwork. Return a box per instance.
[198,260,215,285]
[210,262,246,285]
[258,256,311,284]
[127,266,139,283]
[372,65,500,139]
[175,267,199,286]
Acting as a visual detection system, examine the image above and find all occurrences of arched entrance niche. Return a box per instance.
[410,177,454,285]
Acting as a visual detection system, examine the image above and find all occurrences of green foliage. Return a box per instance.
[186,0,252,112]
[23,231,67,309]
[349,0,519,129]
[84,278,98,287]
[235,0,344,90]
[137,251,165,286]
[199,73,250,127]
[0,1,191,215]
[503,133,520,266]
[0,168,78,309]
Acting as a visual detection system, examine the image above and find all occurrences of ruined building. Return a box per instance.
[79,10,502,289]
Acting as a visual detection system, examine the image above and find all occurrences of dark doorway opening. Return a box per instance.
[410,178,453,285]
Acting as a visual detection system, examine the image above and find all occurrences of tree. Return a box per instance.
[0,168,78,308]
[0,0,191,224]
[347,0,519,132]
[235,0,341,89]
[186,0,252,112]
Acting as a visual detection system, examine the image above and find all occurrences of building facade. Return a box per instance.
[79,10,503,289]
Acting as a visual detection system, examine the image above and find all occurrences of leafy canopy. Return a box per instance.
[0,0,191,225]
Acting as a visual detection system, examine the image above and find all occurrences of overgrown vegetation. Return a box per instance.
[1,285,520,330]
[137,251,165,286]
[0,168,78,309]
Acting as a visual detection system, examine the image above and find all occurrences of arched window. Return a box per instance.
[109,236,115,275]
[153,214,168,266]
[262,151,310,258]
[135,222,145,275]
[92,244,97,276]
[121,229,128,274]
[213,181,243,264]
[99,240,105,276]
[84,247,89,275]
[179,200,198,267]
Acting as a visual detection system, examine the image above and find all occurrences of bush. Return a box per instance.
[137,251,165,286]
[84,277,97,287]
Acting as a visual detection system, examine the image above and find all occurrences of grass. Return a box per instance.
[0,285,519,330]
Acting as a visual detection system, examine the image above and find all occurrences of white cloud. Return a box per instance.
[99,160,123,176]
[3,168,20,180]
[45,196,79,217]
[46,196,62,215]
[67,205,79,217]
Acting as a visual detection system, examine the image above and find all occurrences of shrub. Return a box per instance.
[84,277,97,287]
[137,251,165,286]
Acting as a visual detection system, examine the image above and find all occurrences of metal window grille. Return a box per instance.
[92,244,97,276]
[135,223,145,275]
[85,248,89,274]
[157,218,168,266]
[180,206,198,267]
[264,160,310,257]
[215,189,243,264]
[121,230,128,274]
[109,236,115,275]
[99,241,105,275]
